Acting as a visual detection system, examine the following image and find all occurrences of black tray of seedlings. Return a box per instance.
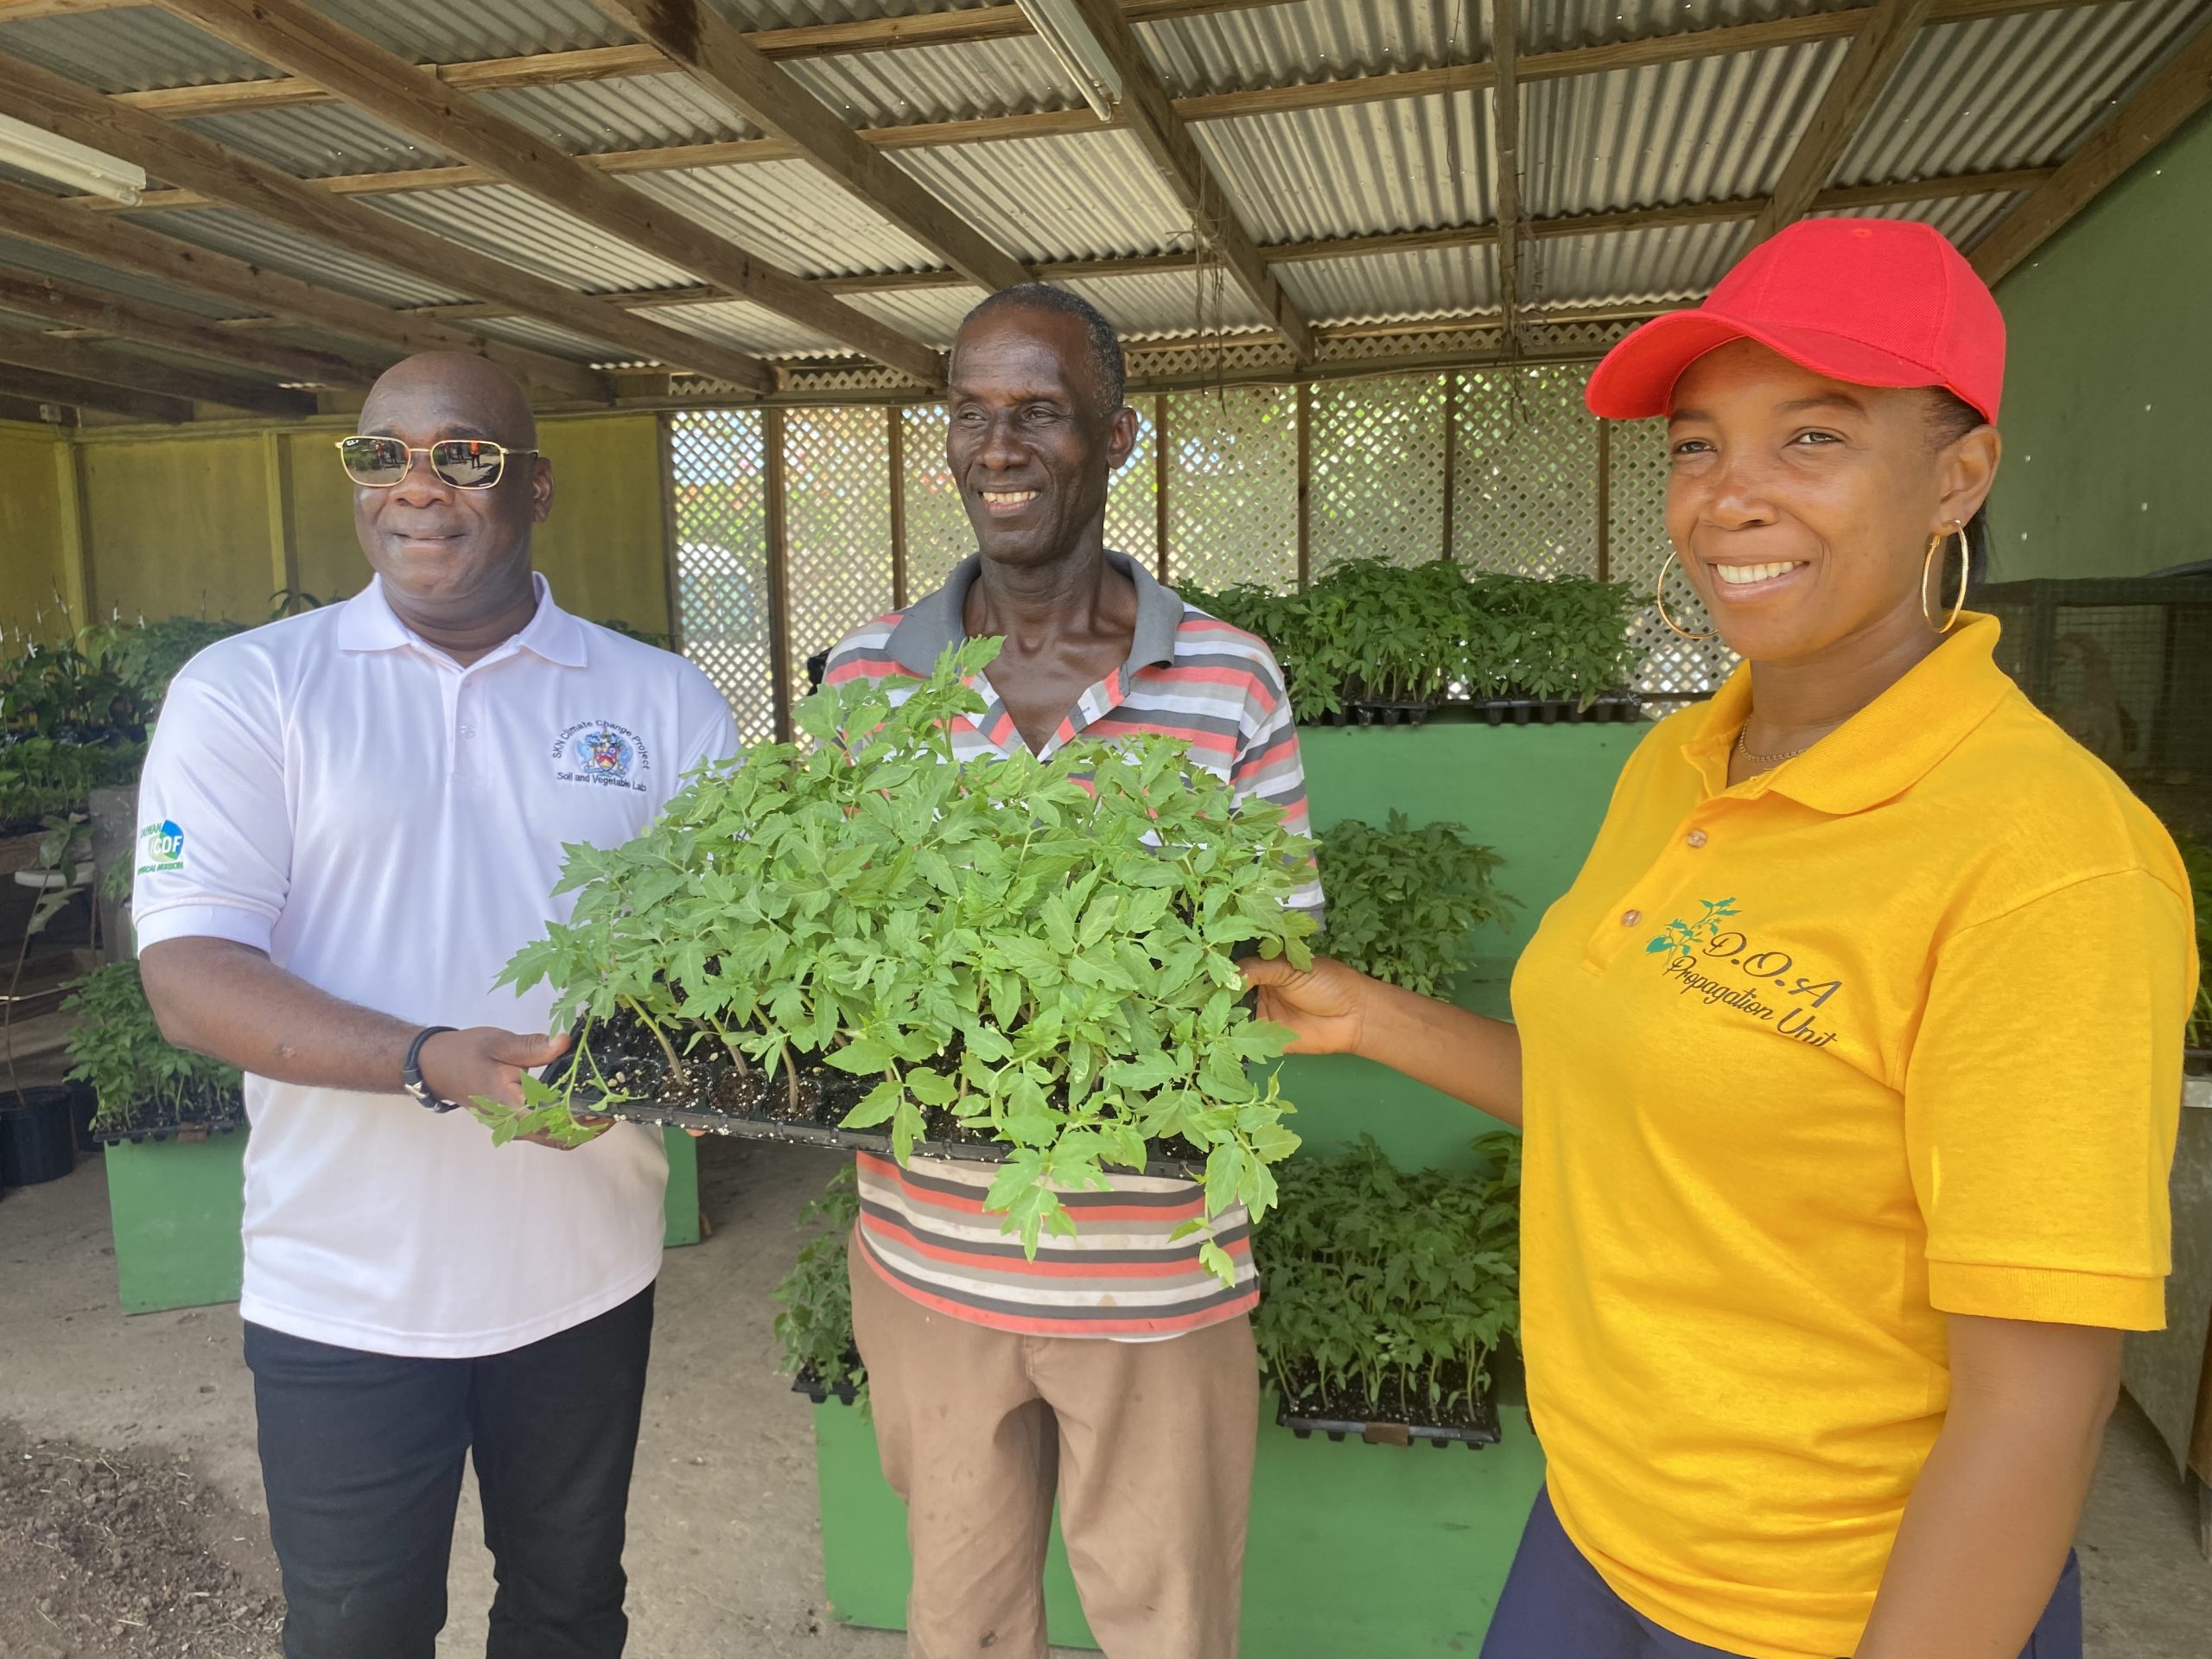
[791,1357,865,1407]
[1272,1365,1501,1451]
[1320,693,1643,728]
[92,1084,246,1147]
[2186,1046,2210,1078]
[543,1009,1207,1178]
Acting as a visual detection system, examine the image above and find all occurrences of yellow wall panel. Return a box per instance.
[0,424,71,641]
[80,434,275,624]
[534,412,671,638]
[283,429,366,606]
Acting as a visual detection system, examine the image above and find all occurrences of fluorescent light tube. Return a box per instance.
[0,112,146,206]
[1015,0,1123,122]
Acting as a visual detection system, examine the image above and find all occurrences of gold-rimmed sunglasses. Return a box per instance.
[334,435,540,490]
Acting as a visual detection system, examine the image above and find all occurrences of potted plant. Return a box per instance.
[1254,1133,1521,1448]
[61,961,244,1143]
[774,1166,867,1408]
[1318,813,1514,998]
[488,636,1318,1277]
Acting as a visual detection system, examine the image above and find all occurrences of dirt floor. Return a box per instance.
[3,1135,2209,1658]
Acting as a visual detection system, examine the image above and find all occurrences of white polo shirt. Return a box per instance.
[132,575,738,1357]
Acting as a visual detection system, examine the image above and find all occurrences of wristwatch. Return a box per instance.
[403,1026,460,1112]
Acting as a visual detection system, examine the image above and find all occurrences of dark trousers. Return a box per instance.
[1482,1485,2083,1659]
[243,1284,656,1659]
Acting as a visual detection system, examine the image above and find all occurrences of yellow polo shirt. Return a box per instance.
[1511,614,2196,1659]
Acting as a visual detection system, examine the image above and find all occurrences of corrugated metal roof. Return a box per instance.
[1275,243,1499,321]
[1527,0,1862,56]
[1522,41,1847,218]
[124,207,473,308]
[482,74,759,155]
[782,37,1089,124]
[893,130,1194,262]
[1521,218,1750,305]
[0,8,264,92]
[1060,267,1274,337]
[469,313,623,361]
[1141,0,1482,92]
[0,233,254,320]
[0,0,2201,380]
[365,185,703,290]
[632,161,944,275]
[639,296,846,358]
[178,105,454,177]
[1198,95,1496,242]
[308,0,629,62]
[1838,0,2212,184]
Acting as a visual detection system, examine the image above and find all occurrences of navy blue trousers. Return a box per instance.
[1481,1486,2083,1659]
[244,1284,655,1659]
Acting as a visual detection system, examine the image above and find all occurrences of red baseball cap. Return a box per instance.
[1584,218,2005,423]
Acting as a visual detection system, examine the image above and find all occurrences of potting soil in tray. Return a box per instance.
[1319,693,1643,728]
[542,1013,1208,1179]
[90,1085,246,1147]
[1271,1363,1502,1449]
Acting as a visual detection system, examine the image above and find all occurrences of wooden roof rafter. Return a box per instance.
[154,0,948,386]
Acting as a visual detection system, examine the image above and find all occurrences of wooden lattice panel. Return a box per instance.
[900,404,972,602]
[666,410,776,746]
[1164,386,1299,594]
[1106,401,1159,574]
[1311,374,1450,575]
[1453,365,1599,578]
[1605,414,1739,699]
[785,407,894,704]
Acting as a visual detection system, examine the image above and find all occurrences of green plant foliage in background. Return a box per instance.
[595,618,675,650]
[500,636,1319,1275]
[62,961,243,1135]
[772,1166,867,1410]
[1318,813,1516,998]
[1187,561,1638,721]
[1253,1134,1521,1414]
[2179,833,2211,1052]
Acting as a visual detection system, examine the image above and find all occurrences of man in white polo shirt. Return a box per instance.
[133,352,736,1659]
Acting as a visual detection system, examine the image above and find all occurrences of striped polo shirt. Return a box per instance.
[823,550,1324,1338]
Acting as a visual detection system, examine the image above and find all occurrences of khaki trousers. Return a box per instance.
[849,1242,1257,1659]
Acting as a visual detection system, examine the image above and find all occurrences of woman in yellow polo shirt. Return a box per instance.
[1245,219,2196,1659]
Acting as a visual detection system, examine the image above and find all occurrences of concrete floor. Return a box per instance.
[3,1134,2209,1658]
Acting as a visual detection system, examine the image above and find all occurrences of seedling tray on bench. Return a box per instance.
[1319,693,1643,728]
[1274,1388,1501,1450]
[540,1041,1205,1179]
[90,1085,246,1147]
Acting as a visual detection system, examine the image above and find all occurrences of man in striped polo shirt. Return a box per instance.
[821,285,1322,1658]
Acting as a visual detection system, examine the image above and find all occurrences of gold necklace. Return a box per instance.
[1735,728,1813,766]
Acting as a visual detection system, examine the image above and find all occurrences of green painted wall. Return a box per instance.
[1992,105,2212,581]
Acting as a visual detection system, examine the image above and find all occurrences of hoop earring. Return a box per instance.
[1921,524,1969,633]
[1656,549,1716,642]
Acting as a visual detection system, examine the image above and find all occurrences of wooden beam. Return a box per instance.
[0,265,370,386]
[1067,0,1315,361]
[1491,0,1524,344]
[1972,20,2212,283]
[0,0,137,17]
[0,329,314,416]
[1749,0,1936,244]
[0,176,607,400]
[592,0,1029,293]
[0,366,194,424]
[158,0,945,385]
[0,50,777,396]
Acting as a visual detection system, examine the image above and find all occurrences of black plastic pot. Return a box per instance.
[1274,1389,1501,1450]
[0,1086,79,1186]
[791,1359,865,1407]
